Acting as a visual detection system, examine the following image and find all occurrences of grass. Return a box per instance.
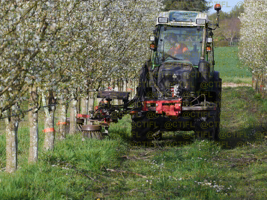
[0,132,127,199]
[114,140,267,199]
[219,87,267,147]
[214,47,252,84]
[0,47,262,199]
[0,87,266,199]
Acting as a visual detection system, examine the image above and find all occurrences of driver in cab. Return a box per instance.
[165,33,188,57]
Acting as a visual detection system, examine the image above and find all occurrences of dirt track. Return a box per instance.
[222,83,251,88]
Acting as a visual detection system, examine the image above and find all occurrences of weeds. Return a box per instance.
[0,87,266,199]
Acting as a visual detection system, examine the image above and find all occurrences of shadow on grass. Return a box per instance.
[108,121,267,150]
[129,134,195,148]
[218,124,267,149]
[107,117,194,148]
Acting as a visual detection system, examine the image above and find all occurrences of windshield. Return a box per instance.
[154,26,203,66]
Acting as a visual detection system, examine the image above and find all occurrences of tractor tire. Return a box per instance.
[131,114,161,141]
[214,78,222,140]
[214,109,220,140]
[194,92,221,140]
[194,74,221,140]
[194,113,216,140]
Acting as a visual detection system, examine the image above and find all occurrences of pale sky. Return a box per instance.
[208,0,244,14]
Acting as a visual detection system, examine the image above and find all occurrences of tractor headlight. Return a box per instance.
[196,19,206,25]
[149,36,155,42]
[207,38,213,43]
[158,17,168,23]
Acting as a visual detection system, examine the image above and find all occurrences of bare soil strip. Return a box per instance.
[222,83,251,88]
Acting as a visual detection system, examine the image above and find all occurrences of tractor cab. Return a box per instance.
[150,10,217,73]
[151,11,208,67]
[148,8,221,99]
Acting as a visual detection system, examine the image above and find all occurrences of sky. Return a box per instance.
[207,0,244,14]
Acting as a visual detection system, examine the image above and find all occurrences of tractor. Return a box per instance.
[93,4,223,142]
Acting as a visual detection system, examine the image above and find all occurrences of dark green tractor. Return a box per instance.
[131,5,222,141]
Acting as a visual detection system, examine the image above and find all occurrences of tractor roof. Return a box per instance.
[156,10,209,27]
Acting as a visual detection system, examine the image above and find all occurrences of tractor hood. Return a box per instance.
[157,60,197,97]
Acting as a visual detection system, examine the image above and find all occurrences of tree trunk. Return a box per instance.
[28,86,39,163]
[230,37,233,46]
[95,92,101,109]
[118,79,122,105]
[88,91,94,123]
[93,92,96,111]
[81,97,87,114]
[69,96,77,135]
[77,88,81,115]
[58,98,67,140]
[88,92,94,112]
[86,92,90,123]
[255,74,260,93]
[123,79,127,92]
[42,91,56,151]
[80,96,88,124]
[128,80,131,99]
[113,80,118,105]
[77,98,80,116]
[252,74,257,90]
[263,71,267,97]
[87,91,95,124]
[258,70,266,97]
[133,79,137,97]
[5,107,19,173]
[123,79,127,104]
[125,79,128,92]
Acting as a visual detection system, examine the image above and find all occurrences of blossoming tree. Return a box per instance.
[239,0,267,96]
[0,0,163,172]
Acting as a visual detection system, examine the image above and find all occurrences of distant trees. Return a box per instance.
[162,0,210,12]
[209,4,244,20]
[239,0,267,96]
[209,4,244,46]
[216,18,241,46]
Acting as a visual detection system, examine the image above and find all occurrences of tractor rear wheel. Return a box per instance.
[194,113,216,140]
[214,82,222,140]
[195,75,222,140]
